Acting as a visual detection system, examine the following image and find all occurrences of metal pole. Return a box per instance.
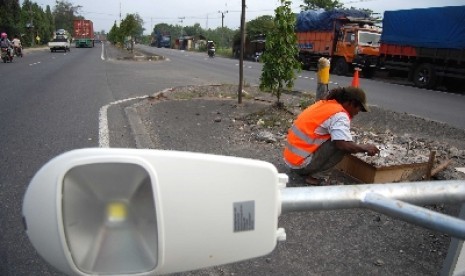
[280,181,465,239]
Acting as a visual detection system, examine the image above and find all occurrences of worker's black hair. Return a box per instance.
[326,87,350,103]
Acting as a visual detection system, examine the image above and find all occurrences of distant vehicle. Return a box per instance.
[152,32,171,48]
[296,9,381,78]
[48,31,70,52]
[207,41,215,58]
[73,19,94,48]
[379,6,465,90]
[233,34,266,62]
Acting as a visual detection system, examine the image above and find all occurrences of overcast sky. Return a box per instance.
[31,0,465,34]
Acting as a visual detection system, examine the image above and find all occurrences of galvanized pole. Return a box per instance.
[280,181,465,239]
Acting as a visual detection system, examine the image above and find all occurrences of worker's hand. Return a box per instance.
[364,144,380,156]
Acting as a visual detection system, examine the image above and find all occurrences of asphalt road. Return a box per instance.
[0,43,464,275]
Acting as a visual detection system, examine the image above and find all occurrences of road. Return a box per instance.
[0,43,463,275]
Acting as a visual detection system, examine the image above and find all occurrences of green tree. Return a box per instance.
[183,23,202,37]
[0,0,22,38]
[120,14,143,39]
[259,0,301,107]
[53,0,82,34]
[301,0,343,10]
[246,15,274,39]
[107,21,121,45]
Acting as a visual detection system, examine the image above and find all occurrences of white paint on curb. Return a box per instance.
[98,95,149,148]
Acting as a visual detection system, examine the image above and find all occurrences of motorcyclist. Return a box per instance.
[0,32,14,61]
[12,35,22,57]
[0,32,12,48]
[207,41,215,57]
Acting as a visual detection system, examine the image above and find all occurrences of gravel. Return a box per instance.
[135,84,465,276]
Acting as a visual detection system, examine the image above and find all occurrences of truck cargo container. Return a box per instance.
[296,10,381,78]
[73,19,94,48]
[379,6,465,90]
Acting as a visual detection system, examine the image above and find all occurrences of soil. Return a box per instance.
[135,84,465,276]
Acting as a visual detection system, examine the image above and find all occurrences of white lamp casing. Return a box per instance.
[23,148,287,275]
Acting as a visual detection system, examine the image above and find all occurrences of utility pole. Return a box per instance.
[29,3,34,46]
[218,10,228,48]
[119,1,122,26]
[178,17,185,50]
[238,0,245,104]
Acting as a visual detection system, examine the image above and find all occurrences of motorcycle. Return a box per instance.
[14,46,22,57]
[208,47,215,58]
[1,47,14,63]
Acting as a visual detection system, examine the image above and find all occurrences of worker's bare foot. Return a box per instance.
[305,176,327,186]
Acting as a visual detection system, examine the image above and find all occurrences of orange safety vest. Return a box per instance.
[283,100,349,168]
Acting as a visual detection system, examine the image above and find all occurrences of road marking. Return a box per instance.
[101,43,105,60]
[98,95,149,148]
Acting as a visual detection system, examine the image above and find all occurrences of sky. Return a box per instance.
[30,0,465,34]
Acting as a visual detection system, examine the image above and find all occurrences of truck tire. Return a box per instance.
[332,58,349,76]
[413,63,437,89]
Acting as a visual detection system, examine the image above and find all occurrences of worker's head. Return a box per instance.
[1,32,7,39]
[327,86,368,117]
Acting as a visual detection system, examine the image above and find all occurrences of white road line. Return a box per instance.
[101,43,105,60]
[98,95,149,147]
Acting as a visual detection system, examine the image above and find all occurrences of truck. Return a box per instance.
[48,29,70,52]
[153,32,171,48]
[379,6,465,90]
[296,9,381,78]
[73,19,94,48]
[232,34,266,62]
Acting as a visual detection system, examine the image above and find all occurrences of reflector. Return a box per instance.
[62,163,158,274]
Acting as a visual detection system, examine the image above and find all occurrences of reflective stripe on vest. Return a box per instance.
[283,100,348,168]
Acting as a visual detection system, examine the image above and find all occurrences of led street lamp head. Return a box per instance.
[23,148,287,275]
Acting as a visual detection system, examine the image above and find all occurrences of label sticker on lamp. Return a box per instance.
[233,201,255,232]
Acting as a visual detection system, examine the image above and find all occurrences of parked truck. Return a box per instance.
[232,34,266,62]
[48,29,70,52]
[296,10,381,78]
[379,6,465,90]
[73,19,94,48]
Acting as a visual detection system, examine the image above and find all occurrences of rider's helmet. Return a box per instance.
[1,33,7,39]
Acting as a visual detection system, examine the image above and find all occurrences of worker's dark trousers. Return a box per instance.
[293,140,346,176]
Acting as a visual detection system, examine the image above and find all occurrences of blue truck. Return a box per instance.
[152,32,171,48]
[379,6,465,90]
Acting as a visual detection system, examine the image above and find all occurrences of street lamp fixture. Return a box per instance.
[23,148,465,275]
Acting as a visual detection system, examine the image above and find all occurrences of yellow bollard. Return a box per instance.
[316,57,330,101]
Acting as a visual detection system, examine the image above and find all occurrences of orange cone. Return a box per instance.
[351,68,361,88]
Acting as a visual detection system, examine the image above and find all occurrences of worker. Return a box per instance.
[316,57,330,100]
[283,86,380,185]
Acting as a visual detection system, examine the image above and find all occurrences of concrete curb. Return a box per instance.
[125,88,172,149]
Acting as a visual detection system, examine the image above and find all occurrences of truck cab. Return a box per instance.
[296,11,381,78]
[331,22,381,77]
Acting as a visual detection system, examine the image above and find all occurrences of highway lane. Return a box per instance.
[0,44,149,275]
[140,45,465,130]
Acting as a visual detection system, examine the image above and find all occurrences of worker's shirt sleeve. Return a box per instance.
[315,112,352,141]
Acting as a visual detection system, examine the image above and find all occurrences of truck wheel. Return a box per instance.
[413,63,436,89]
[332,58,349,76]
